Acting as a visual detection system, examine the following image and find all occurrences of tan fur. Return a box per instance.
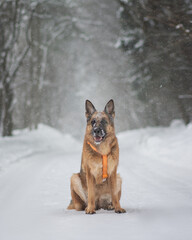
[67,101,126,214]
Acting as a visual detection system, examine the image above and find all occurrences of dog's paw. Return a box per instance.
[107,204,114,211]
[115,207,126,213]
[85,207,96,214]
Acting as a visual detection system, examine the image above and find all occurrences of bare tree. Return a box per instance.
[0,0,32,136]
[23,1,75,130]
[0,0,75,136]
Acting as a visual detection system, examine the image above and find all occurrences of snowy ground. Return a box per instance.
[0,121,192,240]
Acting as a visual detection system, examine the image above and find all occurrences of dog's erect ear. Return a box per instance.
[104,99,115,118]
[85,100,96,119]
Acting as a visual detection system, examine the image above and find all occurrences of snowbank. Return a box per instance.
[0,124,81,171]
[118,120,192,169]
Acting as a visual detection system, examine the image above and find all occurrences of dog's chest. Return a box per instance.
[90,159,103,183]
[89,154,115,184]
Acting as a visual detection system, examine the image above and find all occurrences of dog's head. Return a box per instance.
[85,99,115,144]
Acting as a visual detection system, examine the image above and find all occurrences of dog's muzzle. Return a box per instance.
[93,127,105,143]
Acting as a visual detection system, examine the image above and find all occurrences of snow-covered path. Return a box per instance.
[0,122,192,240]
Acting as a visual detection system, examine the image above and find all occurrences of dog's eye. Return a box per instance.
[91,119,96,126]
[101,119,107,125]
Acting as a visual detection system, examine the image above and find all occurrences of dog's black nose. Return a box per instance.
[94,128,101,135]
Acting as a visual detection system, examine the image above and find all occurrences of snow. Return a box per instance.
[134,39,144,48]
[0,124,81,171]
[0,121,192,240]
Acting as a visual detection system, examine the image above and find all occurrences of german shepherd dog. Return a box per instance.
[67,100,125,214]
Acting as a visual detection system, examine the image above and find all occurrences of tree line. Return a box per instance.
[0,0,76,136]
[117,0,192,126]
[0,0,191,137]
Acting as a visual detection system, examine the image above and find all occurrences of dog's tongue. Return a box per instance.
[95,136,102,142]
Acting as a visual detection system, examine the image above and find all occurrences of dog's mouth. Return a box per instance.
[92,128,106,144]
[94,135,105,144]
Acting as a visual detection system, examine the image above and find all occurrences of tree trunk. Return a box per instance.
[2,82,13,136]
[0,89,3,128]
[175,97,190,125]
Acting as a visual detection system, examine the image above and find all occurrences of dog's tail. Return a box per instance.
[67,200,75,210]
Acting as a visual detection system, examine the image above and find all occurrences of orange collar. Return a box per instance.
[87,141,108,179]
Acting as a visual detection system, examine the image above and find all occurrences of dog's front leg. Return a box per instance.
[110,170,126,213]
[85,167,96,214]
